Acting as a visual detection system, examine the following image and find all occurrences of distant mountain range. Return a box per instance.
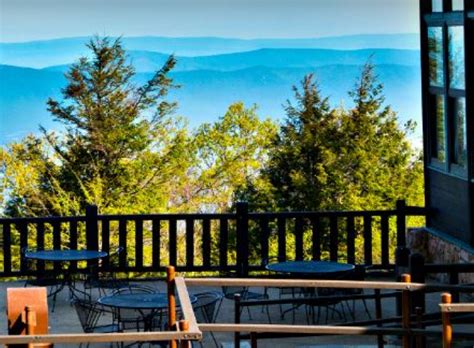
[0,34,420,68]
[0,35,422,145]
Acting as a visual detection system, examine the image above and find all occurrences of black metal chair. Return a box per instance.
[263,257,306,322]
[84,247,130,299]
[192,291,223,347]
[22,247,63,312]
[217,286,271,323]
[72,298,121,348]
[111,285,159,332]
[337,265,372,320]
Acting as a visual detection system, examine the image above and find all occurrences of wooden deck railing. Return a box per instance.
[0,200,428,277]
[1,269,473,347]
[440,293,474,348]
[185,276,474,348]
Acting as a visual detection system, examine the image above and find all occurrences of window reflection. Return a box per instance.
[428,27,444,87]
[448,26,465,89]
[451,0,464,11]
[432,0,443,12]
[433,95,446,162]
[453,98,467,167]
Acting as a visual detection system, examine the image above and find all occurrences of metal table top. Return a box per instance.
[24,249,108,262]
[98,293,198,310]
[265,260,355,278]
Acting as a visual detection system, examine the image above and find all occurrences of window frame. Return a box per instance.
[424,9,468,178]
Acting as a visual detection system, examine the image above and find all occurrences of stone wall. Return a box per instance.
[407,228,474,284]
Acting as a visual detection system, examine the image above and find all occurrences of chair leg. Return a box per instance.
[265,305,272,324]
[363,298,372,319]
[214,298,224,321]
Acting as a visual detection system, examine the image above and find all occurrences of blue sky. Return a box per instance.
[0,0,419,42]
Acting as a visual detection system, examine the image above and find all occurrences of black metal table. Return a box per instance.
[25,249,108,262]
[265,260,355,278]
[266,261,355,321]
[24,249,108,308]
[98,293,198,331]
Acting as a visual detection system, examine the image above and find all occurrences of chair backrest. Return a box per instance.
[72,299,102,333]
[112,285,156,296]
[193,291,223,323]
[222,286,247,299]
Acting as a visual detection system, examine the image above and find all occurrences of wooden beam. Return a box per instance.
[185,278,428,291]
[0,332,202,345]
[175,277,200,334]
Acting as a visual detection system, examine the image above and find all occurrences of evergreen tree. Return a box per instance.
[264,74,340,211]
[255,63,423,212]
[2,37,190,215]
[337,62,423,210]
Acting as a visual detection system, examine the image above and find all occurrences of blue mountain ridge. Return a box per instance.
[0,34,420,68]
[0,63,421,145]
[43,48,420,74]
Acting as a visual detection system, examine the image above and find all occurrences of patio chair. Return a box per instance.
[337,265,372,320]
[84,247,130,299]
[263,257,306,322]
[217,286,272,323]
[307,286,346,324]
[72,298,121,348]
[111,285,159,332]
[192,291,223,347]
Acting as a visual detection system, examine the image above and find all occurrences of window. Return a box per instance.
[452,98,467,167]
[451,0,464,11]
[428,27,444,87]
[431,95,446,162]
[448,26,465,89]
[432,0,443,12]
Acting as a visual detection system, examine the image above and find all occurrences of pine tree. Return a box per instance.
[264,74,340,211]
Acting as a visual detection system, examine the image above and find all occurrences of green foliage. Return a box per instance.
[0,37,424,270]
[2,37,191,216]
[244,61,423,213]
[189,102,277,212]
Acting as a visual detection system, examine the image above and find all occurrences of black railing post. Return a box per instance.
[396,199,407,248]
[85,205,99,251]
[395,200,410,274]
[410,253,426,313]
[236,202,249,277]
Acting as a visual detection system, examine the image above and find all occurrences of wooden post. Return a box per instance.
[234,294,241,348]
[396,200,407,248]
[448,272,460,303]
[85,205,99,251]
[236,202,249,277]
[415,307,425,348]
[374,289,384,348]
[396,247,410,316]
[167,266,177,348]
[178,320,190,348]
[409,253,426,313]
[24,306,36,348]
[401,273,411,348]
[441,293,452,348]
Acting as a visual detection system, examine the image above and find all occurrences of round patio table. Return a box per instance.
[98,293,198,310]
[24,249,108,261]
[265,260,355,278]
[24,249,108,310]
[98,293,198,331]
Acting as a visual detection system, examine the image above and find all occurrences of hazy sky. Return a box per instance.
[0,0,419,42]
